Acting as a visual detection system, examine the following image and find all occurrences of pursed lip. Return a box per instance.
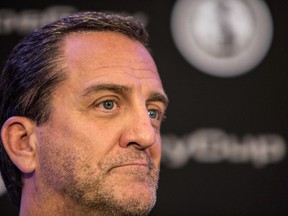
[111,161,150,170]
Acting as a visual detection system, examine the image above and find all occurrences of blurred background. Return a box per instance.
[0,0,287,215]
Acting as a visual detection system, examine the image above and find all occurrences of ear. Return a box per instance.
[1,116,37,174]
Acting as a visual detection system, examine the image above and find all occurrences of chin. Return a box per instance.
[116,187,157,216]
[87,182,157,216]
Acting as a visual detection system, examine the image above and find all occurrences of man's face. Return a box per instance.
[35,32,167,215]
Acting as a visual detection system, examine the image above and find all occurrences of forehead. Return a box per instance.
[59,31,163,93]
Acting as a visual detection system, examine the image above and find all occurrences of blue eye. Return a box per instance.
[102,100,115,110]
[148,109,158,119]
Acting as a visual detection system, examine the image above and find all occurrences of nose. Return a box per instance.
[119,107,156,150]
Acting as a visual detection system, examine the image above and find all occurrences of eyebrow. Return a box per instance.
[147,92,169,109]
[82,83,131,97]
[82,83,169,108]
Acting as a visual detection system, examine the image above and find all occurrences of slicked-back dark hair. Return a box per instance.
[0,11,149,208]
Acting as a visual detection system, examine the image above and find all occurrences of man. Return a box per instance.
[0,11,168,216]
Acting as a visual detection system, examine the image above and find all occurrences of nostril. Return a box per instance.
[127,142,145,150]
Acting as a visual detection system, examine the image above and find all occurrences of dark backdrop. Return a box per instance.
[0,1,287,215]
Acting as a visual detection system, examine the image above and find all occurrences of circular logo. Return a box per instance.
[171,0,273,77]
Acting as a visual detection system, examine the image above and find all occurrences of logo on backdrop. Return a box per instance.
[171,0,273,77]
[0,6,77,35]
[161,129,286,168]
[0,8,149,36]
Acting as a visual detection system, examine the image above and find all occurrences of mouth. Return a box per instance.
[112,162,150,169]
[103,157,159,184]
[101,151,156,175]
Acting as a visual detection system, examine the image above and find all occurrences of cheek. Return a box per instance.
[79,122,122,159]
[36,122,90,171]
[36,126,99,189]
